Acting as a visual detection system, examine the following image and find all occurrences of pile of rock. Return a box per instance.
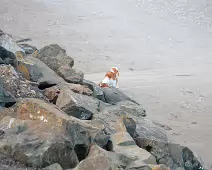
[0,30,207,170]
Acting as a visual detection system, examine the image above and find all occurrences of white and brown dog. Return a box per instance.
[98,67,119,88]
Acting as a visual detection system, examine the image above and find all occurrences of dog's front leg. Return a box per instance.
[116,78,119,89]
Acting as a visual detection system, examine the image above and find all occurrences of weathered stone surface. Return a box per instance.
[0,98,108,169]
[0,34,24,66]
[95,101,146,136]
[44,83,92,104]
[35,44,74,73]
[16,55,65,87]
[0,84,16,108]
[99,100,146,118]
[0,65,44,99]
[134,118,174,168]
[58,66,84,84]
[110,132,157,165]
[82,79,105,102]
[18,43,37,54]
[73,144,131,170]
[181,147,206,170]
[102,87,139,105]
[126,161,170,170]
[0,153,37,170]
[44,86,60,104]
[56,87,100,120]
[42,163,62,170]
[65,83,92,95]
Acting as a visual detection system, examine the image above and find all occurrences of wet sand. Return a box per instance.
[1,0,212,168]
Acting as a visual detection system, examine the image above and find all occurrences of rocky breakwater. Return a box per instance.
[0,30,207,170]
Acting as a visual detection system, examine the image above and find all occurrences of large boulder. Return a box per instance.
[18,44,37,55]
[34,44,74,73]
[94,101,146,135]
[110,132,157,165]
[0,65,44,99]
[0,98,108,169]
[56,87,100,120]
[102,87,139,105]
[82,79,105,102]
[58,66,84,84]
[16,55,65,89]
[73,144,131,170]
[0,84,16,108]
[0,34,24,66]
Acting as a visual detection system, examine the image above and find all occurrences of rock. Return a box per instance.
[18,43,37,54]
[0,34,24,66]
[0,98,108,169]
[102,87,139,105]
[73,144,132,170]
[44,86,60,104]
[134,118,207,169]
[35,44,74,73]
[58,65,84,84]
[56,87,100,120]
[0,86,16,108]
[0,65,44,99]
[182,147,206,170]
[0,153,37,170]
[103,100,146,117]
[42,163,62,170]
[82,79,105,102]
[44,83,92,104]
[110,132,157,165]
[95,101,146,136]
[65,83,92,95]
[16,55,65,89]
[167,144,207,170]
[95,104,175,168]
[134,118,174,168]
[126,162,170,170]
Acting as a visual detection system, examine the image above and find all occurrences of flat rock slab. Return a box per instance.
[56,87,100,120]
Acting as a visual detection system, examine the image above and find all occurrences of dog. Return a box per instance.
[98,67,119,88]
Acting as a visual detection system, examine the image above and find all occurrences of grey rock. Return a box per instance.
[82,79,105,102]
[18,43,37,54]
[0,34,24,66]
[35,44,74,73]
[102,87,139,105]
[42,163,62,170]
[0,98,108,169]
[0,65,44,99]
[134,118,174,168]
[182,147,207,170]
[58,65,84,84]
[16,55,65,88]
[0,84,16,108]
[73,144,132,170]
[56,87,100,120]
[110,132,157,165]
[0,153,37,170]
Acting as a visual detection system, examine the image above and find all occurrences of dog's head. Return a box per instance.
[110,67,119,77]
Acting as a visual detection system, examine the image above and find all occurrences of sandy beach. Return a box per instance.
[1,0,212,168]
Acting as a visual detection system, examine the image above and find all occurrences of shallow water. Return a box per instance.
[1,0,212,168]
